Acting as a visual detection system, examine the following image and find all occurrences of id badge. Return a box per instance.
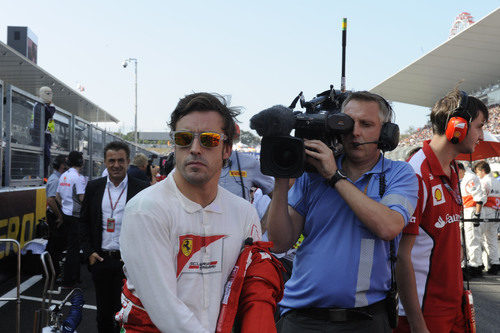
[107,218,115,232]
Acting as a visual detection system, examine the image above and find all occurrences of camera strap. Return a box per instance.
[234,151,246,200]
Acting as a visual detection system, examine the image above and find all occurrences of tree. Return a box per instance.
[239,130,261,147]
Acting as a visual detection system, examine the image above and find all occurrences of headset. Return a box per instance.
[445,91,471,144]
[377,98,399,152]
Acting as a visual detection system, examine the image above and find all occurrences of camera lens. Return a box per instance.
[273,144,298,168]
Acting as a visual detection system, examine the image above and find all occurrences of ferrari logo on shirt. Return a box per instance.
[432,184,446,206]
[181,238,193,256]
[176,234,226,277]
[229,170,247,177]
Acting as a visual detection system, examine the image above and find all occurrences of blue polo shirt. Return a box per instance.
[219,152,274,201]
[280,154,418,312]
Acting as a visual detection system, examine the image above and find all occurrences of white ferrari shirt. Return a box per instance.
[120,173,261,333]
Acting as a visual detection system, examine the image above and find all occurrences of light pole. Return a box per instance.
[122,58,138,147]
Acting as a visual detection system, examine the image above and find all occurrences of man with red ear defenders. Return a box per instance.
[395,89,488,333]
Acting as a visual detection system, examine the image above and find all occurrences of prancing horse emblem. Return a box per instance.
[182,238,193,256]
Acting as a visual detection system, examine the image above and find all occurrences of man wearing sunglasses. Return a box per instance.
[118,93,262,332]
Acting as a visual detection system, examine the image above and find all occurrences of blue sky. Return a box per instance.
[1,1,498,135]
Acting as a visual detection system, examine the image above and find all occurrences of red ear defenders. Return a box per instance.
[445,91,470,144]
[445,116,468,144]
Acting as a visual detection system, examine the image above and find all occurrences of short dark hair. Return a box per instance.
[68,151,84,167]
[457,162,465,171]
[104,141,130,159]
[474,161,490,174]
[52,154,67,170]
[168,92,240,146]
[430,89,488,135]
[341,91,394,123]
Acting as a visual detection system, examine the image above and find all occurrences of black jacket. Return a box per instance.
[80,176,149,260]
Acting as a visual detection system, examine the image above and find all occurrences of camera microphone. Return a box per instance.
[250,105,296,137]
[353,141,379,147]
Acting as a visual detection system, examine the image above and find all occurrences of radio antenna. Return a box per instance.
[341,18,347,92]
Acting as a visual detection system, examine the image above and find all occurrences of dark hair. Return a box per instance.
[474,161,490,174]
[168,92,240,146]
[52,154,67,170]
[104,141,130,159]
[341,91,394,123]
[68,151,84,167]
[430,89,488,135]
[406,146,421,161]
[457,162,465,171]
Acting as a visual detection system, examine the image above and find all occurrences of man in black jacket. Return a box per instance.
[80,141,149,333]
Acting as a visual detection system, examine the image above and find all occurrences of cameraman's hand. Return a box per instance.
[304,140,337,179]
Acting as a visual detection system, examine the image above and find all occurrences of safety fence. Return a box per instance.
[0,80,155,188]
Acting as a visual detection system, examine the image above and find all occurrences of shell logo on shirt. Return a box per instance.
[432,184,446,206]
[176,234,226,277]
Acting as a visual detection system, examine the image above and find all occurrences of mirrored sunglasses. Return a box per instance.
[171,131,226,148]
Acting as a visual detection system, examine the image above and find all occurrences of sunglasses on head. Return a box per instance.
[171,131,226,148]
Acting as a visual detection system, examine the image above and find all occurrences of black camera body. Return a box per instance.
[253,87,354,178]
[252,87,400,178]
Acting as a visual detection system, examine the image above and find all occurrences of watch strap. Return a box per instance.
[328,169,347,187]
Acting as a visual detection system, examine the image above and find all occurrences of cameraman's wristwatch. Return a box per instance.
[328,169,347,188]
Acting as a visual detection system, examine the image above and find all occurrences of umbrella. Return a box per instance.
[456,131,500,161]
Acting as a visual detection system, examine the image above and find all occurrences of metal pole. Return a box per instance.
[134,60,138,147]
[341,18,347,92]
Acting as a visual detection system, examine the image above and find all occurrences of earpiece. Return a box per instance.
[445,91,470,144]
[378,98,399,152]
[445,117,468,144]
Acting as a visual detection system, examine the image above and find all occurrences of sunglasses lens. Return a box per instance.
[200,132,221,147]
[174,132,194,146]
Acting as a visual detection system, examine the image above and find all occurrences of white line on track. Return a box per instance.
[20,295,97,310]
[0,275,43,308]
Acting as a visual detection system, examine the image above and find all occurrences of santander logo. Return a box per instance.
[434,213,461,228]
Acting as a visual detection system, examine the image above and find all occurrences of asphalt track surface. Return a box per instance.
[0,258,499,332]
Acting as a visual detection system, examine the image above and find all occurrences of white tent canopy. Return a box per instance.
[371,7,500,108]
[0,40,118,123]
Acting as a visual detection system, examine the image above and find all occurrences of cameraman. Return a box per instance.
[267,91,418,332]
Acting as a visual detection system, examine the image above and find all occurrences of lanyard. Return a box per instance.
[107,184,126,218]
[440,176,462,206]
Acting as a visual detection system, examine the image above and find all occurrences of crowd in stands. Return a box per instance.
[399,105,499,148]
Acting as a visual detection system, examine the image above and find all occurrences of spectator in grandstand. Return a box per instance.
[45,154,68,278]
[474,161,500,275]
[80,141,149,333]
[56,151,87,287]
[396,89,488,332]
[117,92,262,332]
[32,86,56,178]
[127,153,150,183]
[460,164,486,278]
[219,126,274,201]
[266,91,418,332]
